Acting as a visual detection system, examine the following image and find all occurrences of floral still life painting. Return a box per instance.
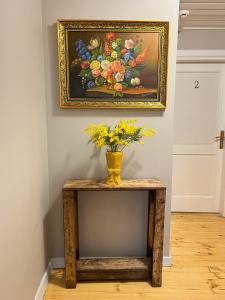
[58,20,169,109]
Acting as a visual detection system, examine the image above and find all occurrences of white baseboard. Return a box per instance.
[51,256,172,268]
[163,256,172,267]
[34,262,52,300]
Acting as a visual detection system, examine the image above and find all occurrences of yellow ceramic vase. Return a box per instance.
[105,151,123,185]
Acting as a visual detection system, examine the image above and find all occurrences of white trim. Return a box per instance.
[183,27,225,30]
[33,262,52,300]
[51,256,172,268]
[177,50,225,63]
[163,256,172,267]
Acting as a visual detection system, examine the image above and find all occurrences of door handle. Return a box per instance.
[215,130,225,149]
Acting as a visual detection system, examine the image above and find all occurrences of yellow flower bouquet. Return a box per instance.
[84,119,155,185]
[84,119,155,152]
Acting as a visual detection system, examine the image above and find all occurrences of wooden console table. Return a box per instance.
[63,179,166,288]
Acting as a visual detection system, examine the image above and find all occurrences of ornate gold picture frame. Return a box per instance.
[57,20,169,109]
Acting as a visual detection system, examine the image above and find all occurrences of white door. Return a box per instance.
[172,64,225,212]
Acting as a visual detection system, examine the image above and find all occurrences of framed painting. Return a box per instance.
[57,20,169,109]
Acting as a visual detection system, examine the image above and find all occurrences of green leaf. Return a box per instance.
[122,82,128,88]
[131,68,140,77]
[115,38,122,45]
[135,64,145,71]
[79,69,87,77]
[95,76,105,86]
[106,56,114,62]
[114,91,123,97]
[92,49,98,56]
[99,42,103,55]
[134,44,141,56]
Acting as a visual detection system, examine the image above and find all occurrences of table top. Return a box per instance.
[63,179,166,191]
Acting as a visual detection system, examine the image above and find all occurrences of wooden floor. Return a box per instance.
[43,213,225,300]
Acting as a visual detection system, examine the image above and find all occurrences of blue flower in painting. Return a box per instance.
[75,40,85,47]
[87,81,95,88]
[85,52,91,60]
[123,52,130,62]
[97,55,103,62]
[125,70,132,79]
[128,49,134,59]
[81,55,87,61]
[128,48,134,55]
[75,40,87,56]
[79,48,86,56]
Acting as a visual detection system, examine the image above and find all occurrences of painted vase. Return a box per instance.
[105,151,123,185]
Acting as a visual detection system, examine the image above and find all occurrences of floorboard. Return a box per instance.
[43,213,225,300]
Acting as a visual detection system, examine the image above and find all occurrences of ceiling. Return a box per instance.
[179,0,225,29]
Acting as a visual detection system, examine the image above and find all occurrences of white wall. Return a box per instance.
[42,0,179,261]
[0,1,49,300]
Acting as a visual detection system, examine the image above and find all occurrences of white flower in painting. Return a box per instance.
[125,39,135,49]
[115,72,124,82]
[131,78,136,86]
[90,38,99,48]
[101,60,111,70]
[131,77,141,86]
[87,38,99,50]
[134,77,140,85]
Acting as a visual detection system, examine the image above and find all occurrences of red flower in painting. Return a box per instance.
[111,60,121,73]
[101,69,113,79]
[106,32,115,41]
[104,41,111,55]
[114,83,123,92]
[74,30,149,98]
[121,48,127,55]
[135,48,148,64]
[128,60,136,68]
[80,61,90,69]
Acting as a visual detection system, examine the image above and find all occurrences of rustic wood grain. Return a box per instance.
[151,189,166,287]
[147,190,155,258]
[74,191,79,259]
[62,180,166,288]
[63,179,166,191]
[77,258,150,281]
[63,190,76,288]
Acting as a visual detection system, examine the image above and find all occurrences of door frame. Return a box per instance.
[175,63,225,216]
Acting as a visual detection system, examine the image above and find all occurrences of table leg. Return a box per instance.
[74,190,79,259]
[147,191,155,258]
[150,189,166,287]
[63,190,76,288]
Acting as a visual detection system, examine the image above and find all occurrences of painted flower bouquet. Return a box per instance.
[84,119,156,152]
[73,32,148,97]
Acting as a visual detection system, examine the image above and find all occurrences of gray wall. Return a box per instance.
[178,29,225,50]
[42,0,179,260]
[0,0,49,299]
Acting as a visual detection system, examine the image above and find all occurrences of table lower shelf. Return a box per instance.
[77,257,150,281]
